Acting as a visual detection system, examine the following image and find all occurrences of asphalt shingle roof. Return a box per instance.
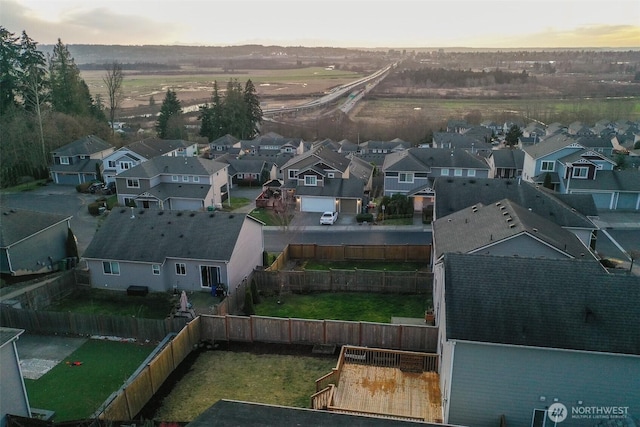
[51,135,112,156]
[118,156,226,178]
[567,169,640,192]
[383,148,489,172]
[0,208,70,247]
[126,138,192,158]
[83,209,255,263]
[444,253,640,355]
[433,177,597,226]
[433,199,591,260]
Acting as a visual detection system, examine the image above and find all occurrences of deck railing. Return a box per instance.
[310,385,335,410]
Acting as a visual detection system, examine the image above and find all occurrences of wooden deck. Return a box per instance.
[331,363,442,422]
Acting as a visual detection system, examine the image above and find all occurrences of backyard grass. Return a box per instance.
[0,179,48,192]
[24,339,154,422]
[152,350,337,422]
[255,292,429,322]
[219,196,251,211]
[46,288,175,319]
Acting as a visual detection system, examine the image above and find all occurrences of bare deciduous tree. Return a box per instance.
[103,61,124,137]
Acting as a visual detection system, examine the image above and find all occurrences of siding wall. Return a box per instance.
[0,340,30,426]
[4,222,69,276]
[470,234,582,259]
[447,341,640,427]
[226,218,263,291]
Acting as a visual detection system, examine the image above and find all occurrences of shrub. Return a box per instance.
[88,201,105,216]
[356,213,374,223]
[76,182,92,193]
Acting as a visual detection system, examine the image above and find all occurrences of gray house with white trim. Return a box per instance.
[434,254,640,426]
[116,156,229,210]
[49,135,114,185]
[383,147,490,212]
[82,209,263,294]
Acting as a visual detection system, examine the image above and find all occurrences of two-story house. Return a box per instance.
[281,142,374,213]
[207,134,240,159]
[432,132,493,158]
[486,148,525,178]
[102,138,198,184]
[49,135,114,184]
[434,253,639,427]
[522,133,640,210]
[115,156,228,211]
[382,147,490,212]
[357,138,411,155]
[239,132,305,157]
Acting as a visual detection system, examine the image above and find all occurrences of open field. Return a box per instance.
[81,67,364,110]
[150,348,337,422]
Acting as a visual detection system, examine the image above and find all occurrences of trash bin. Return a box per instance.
[207,206,215,212]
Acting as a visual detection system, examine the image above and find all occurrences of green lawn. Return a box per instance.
[255,292,429,323]
[24,339,154,422]
[249,208,292,226]
[0,179,48,192]
[219,196,251,211]
[46,288,175,319]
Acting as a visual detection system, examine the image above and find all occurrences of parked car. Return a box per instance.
[88,182,105,194]
[320,211,339,225]
[102,182,116,195]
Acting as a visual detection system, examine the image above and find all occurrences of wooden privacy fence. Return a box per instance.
[97,318,201,421]
[0,307,187,342]
[286,244,431,262]
[200,315,438,352]
[0,270,76,310]
[253,269,432,295]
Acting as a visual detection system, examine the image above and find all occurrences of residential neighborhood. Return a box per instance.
[2,114,640,425]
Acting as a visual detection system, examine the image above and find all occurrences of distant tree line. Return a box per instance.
[398,67,529,87]
[0,26,109,187]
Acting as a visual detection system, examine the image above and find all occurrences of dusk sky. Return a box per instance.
[2,0,640,48]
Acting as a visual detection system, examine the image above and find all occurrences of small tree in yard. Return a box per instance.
[243,287,255,315]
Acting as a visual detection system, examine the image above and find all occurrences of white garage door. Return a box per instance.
[300,196,335,213]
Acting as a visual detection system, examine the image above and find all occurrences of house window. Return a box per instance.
[120,162,131,170]
[172,175,178,182]
[441,169,450,176]
[454,169,463,176]
[468,169,476,177]
[126,179,140,188]
[102,261,120,275]
[541,161,555,172]
[108,160,116,168]
[327,172,335,178]
[572,167,588,178]
[237,173,244,179]
[152,264,160,275]
[193,176,200,183]
[288,169,298,179]
[60,157,70,165]
[182,175,189,182]
[399,172,414,183]
[200,265,221,288]
[175,263,186,275]
[305,176,317,186]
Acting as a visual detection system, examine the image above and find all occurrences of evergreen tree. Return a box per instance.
[243,79,262,138]
[199,81,225,141]
[504,124,523,148]
[223,79,247,138]
[48,39,94,117]
[155,89,183,139]
[0,27,20,114]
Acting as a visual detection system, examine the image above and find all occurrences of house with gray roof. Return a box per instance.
[281,143,374,213]
[432,132,493,158]
[216,155,271,187]
[434,253,640,426]
[433,177,599,250]
[486,148,524,178]
[383,147,490,212]
[0,209,73,276]
[357,139,411,155]
[239,132,305,156]
[115,156,228,211]
[82,208,263,294]
[102,138,198,184]
[49,135,114,185]
[0,327,31,426]
[207,134,240,159]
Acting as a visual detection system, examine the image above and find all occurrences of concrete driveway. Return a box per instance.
[16,333,87,379]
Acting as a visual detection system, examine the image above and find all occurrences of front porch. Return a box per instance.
[312,345,442,423]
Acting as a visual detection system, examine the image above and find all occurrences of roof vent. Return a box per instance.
[506,217,513,222]
[495,202,502,206]
[532,228,538,232]
[500,205,506,210]
[190,213,195,217]
[502,211,509,216]
[509,223,516,228]
[158,211,164,215]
